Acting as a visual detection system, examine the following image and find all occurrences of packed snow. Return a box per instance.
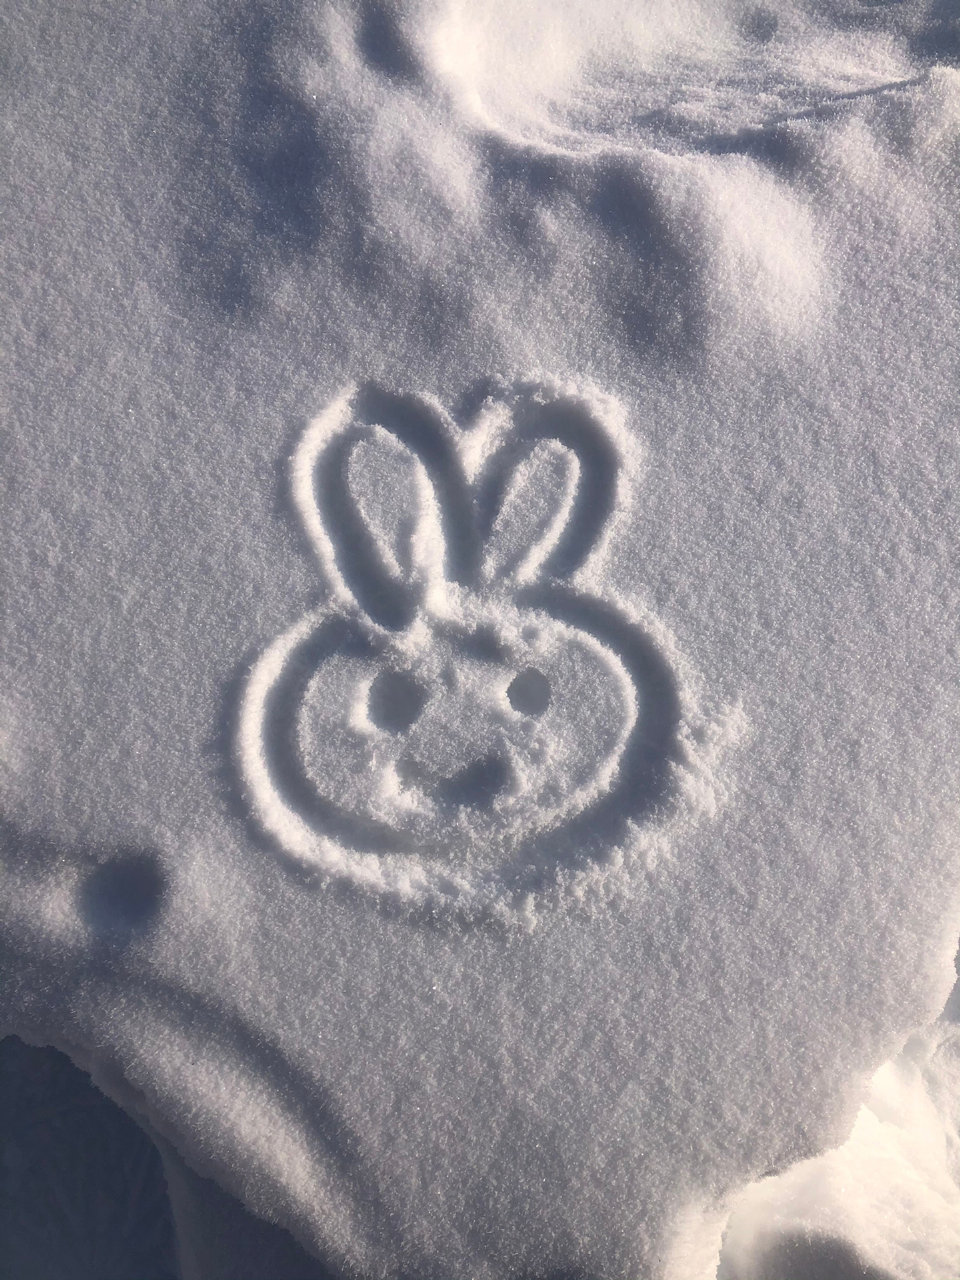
[2,0,960,1276]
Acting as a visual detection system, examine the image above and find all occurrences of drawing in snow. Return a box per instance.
[239,383,737,911]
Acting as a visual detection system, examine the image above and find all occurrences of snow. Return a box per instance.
[2,0,960,1276]
[720,969,960,1278]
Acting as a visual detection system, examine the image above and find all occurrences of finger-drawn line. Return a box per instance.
[478,392,620,578]
[238,381,715,912]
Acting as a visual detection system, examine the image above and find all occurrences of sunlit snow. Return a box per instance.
[2,0,960,1276]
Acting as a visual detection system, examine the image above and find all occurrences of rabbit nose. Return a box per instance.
[437,752,510,810]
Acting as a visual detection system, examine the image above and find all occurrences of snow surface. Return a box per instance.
[2,0,960,1275]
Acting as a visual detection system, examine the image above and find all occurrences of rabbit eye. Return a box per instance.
[507,667,551,716]
[368,669,427,733]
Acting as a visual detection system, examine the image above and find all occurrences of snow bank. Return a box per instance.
[720,966,960,1278]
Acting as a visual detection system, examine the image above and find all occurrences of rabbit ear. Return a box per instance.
[347,430,432,581]
[479,440,579,584]
[296,389,479,624]
[306,414,445,630]
[350,385,477,585]
[478,392,621,583]
[328,426,446,628]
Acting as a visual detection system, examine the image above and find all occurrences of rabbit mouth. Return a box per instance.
[395,751,513,812]
[436,752,511,810]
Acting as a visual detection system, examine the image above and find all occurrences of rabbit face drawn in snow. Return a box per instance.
[295,600,636,857]
[238,383,690,907]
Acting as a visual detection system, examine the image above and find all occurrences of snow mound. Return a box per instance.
[720,967,960,1279]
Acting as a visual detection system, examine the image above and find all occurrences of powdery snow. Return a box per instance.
[2,0,960,1276]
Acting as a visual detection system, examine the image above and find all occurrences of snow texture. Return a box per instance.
[2,0,960,1275]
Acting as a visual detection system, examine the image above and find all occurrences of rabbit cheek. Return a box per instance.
[511,638,634,816]
[296,660,381,811]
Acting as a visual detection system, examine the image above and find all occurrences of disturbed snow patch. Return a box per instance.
[421,0,922,151]
[239,381,741,914]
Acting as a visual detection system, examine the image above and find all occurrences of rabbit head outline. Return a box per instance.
[238,383,685,908]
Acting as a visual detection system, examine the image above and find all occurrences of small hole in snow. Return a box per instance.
[507,667,551,716]
[439,753,510,809]
[459,625,508,663]
[724,1229,897,1280]
[79,852,166,940]
[368,669,427,733]
[741,6,779,43]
